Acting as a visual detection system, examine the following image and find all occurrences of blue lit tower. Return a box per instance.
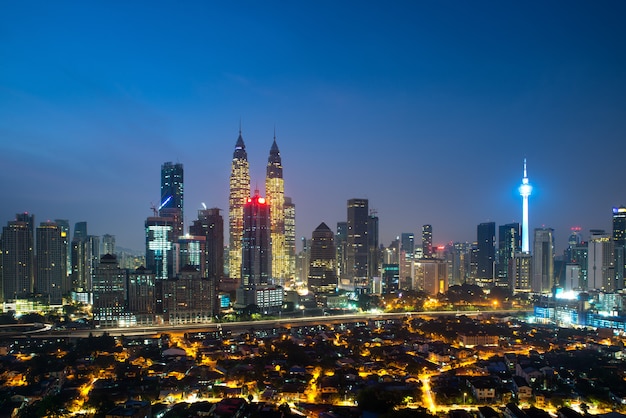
[519,159,532,253]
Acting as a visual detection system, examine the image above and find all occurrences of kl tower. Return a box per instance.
[519,158,532,253]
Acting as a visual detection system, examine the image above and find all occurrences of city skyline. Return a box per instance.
[2,2,625,253]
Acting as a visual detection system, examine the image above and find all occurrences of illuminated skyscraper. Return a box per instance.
[497,223,520,287]
[347,198,369,282]
[229,129,251,280]
[284,197,296,281]
[2,214,35,301]
[476,222,496,287]
[36,221,66,305]
[266,136,286,282]
[308,222,337,294]
[189,207,224,281]
[145,216,174,280]
[422,225,433,259]
[102,234,116,255]
[532,227,554,293]
[519,159,532,253]
[160,162,184,239]
[588,229,614,291]
[613,206,626,290]
[241,192,271,287]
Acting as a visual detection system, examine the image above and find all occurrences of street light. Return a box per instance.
[463,392,467,405]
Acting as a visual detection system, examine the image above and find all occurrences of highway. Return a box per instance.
[18,309,530,339]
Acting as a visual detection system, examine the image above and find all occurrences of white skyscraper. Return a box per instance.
[519,159,532,253]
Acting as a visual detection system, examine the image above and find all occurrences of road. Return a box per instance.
[19,309,530,339]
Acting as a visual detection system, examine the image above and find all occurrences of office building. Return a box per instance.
[284,197,296,281]
[162,266,214,324]
[1,214,35,301]
[346,198,369,283]
[127,266,155,325]
[237,192,274,308]
[102,234,116,255]
[266,136,287,283]
[422,225,433,259]
[160,162,184,239]
[613,206,626,291]
[511,252,532,292]
[228,130,251,280]
[336,221,348,281]
[497,223,520,288]
[588,229,614,291]
[308,222,337,294]
[532,227,554,293]
[176,235,206,276]
[145,216,174,280]
[189,207,224,281]
[368,211,380,281]
[476,222,496,287]
[54,219,71,277]
[413,258,448,296]
[381,264,400,294]
[92,254,128,327]
[36,221,66,305]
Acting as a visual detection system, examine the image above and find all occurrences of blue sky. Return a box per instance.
[1,1,625,253]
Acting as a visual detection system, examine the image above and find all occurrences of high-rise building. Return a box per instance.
[381,264,400,294]
[519,159,532,253]
[613,206,626,291]
[476,222,496,287]
[497,223,520,288]
[413,258,448,296]
[588,229,614,291]
[127,266,155,325]
[145,216,174,280]
[189,208,224,281]
[102,234,116,255]
[237,192,277,309]
[335,222,348,280]
[284,197,296,281]
[74,221,87,242]
[176,235,206,276]
[511,252,532,292]
[36,221,66,305]
[160,162,184,239]
[228,130,251,280]
[240,192,271,287]
[92,254,127,327]
[532,227,554,293]
[422,225,433,259]
[308,222,337,294]
[401,233,415,256]
[54,219,71,277]
[368,211,380,281]
[346,199,369,283]
[266,136,286,283]
[1,214,35,301]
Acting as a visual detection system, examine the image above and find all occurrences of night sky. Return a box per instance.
[1,1,625,254]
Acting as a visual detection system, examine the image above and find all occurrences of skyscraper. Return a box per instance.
[241,192,271,287]
[266,136,286,283]
[368,210,380,280]
[422,225,433,259]
[532,227,554,293]
[54,219,71,277]
[284,197,296,281]
[497,223,520,288]
[476,222,496,287]
[36,221,66,305]
[588,229,614,291]
[2,214,35,301]
[228,129,251,280]
[613,206,626,291]
[308,222,337,294]
[336,221,348,280]
[346,199,369,283]
[145,216,174,280]
[102,234,116,255]
[189,207,224,281]
[519,159,532,253]
[160,162,184,239]
[92,254,127,327]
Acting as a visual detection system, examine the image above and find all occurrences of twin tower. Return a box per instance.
[228,129,296,285]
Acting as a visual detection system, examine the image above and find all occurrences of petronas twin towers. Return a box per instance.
[228,129,295,283]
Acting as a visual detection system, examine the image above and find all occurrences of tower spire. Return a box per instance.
[519,158,532,253]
